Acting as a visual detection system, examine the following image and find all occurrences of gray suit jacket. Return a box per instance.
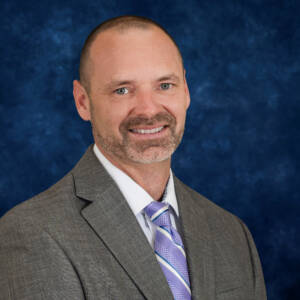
[0,146,266,300]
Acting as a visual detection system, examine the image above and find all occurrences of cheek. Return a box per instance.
[166,99,188,121]
[95,105,129,135]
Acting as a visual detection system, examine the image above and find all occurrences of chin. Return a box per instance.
[126,147,174,164]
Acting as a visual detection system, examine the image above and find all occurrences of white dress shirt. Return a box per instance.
[93,144,180,248]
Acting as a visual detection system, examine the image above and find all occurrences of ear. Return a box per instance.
[73,80,91,121]
[183,70,191,109]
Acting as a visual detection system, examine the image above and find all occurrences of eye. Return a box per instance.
[160,83,173,90]
[115,87,129,95]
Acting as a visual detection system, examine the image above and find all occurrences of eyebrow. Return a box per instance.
[103,73,181,90]
[106,80,133,88]
[102,80,133,92]
[157,73,181,83]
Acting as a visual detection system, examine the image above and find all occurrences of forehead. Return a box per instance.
[88,27,183,80]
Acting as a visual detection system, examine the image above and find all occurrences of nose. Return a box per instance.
[132,88,163,117]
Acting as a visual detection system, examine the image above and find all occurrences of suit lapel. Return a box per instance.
[72,146,173,300]
[174,176,215,300]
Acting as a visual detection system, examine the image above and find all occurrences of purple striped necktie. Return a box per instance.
[144,201,191,300]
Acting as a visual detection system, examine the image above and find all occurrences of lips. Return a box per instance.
[130,126,165,134]
[120,112,176,137]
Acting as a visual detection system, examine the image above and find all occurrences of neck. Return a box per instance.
[97,144,171,201]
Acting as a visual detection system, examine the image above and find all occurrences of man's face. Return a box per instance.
[83,27,190,166]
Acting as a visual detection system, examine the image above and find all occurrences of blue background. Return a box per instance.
[1,0,299,298]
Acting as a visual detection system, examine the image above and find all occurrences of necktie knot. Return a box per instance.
[144,201,171,228]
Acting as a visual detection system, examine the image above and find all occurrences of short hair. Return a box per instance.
[79,15,183,91]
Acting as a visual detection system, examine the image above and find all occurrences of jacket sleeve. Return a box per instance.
[0,212,85,300]
[239,220,267,300]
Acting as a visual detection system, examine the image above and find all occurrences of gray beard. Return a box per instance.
[91,112,184,164]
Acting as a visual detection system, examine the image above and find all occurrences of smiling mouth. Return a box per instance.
[129,126,166,134]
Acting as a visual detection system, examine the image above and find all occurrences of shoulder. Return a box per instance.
[174,175,258,264]
[0,171,79,237]
[0,171,88,299]
[0,144,111,238]
[175,176,266,297]
[174,175,246,231]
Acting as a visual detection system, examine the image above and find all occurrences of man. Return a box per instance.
[0,16,266,299]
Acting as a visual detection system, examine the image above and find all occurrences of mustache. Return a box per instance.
[121,112,176,129]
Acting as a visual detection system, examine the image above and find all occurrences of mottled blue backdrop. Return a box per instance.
[1,0,299,299]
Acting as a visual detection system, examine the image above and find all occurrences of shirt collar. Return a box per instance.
[93,144,179,217]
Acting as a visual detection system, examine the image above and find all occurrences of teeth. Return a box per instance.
[132,126,164,134]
